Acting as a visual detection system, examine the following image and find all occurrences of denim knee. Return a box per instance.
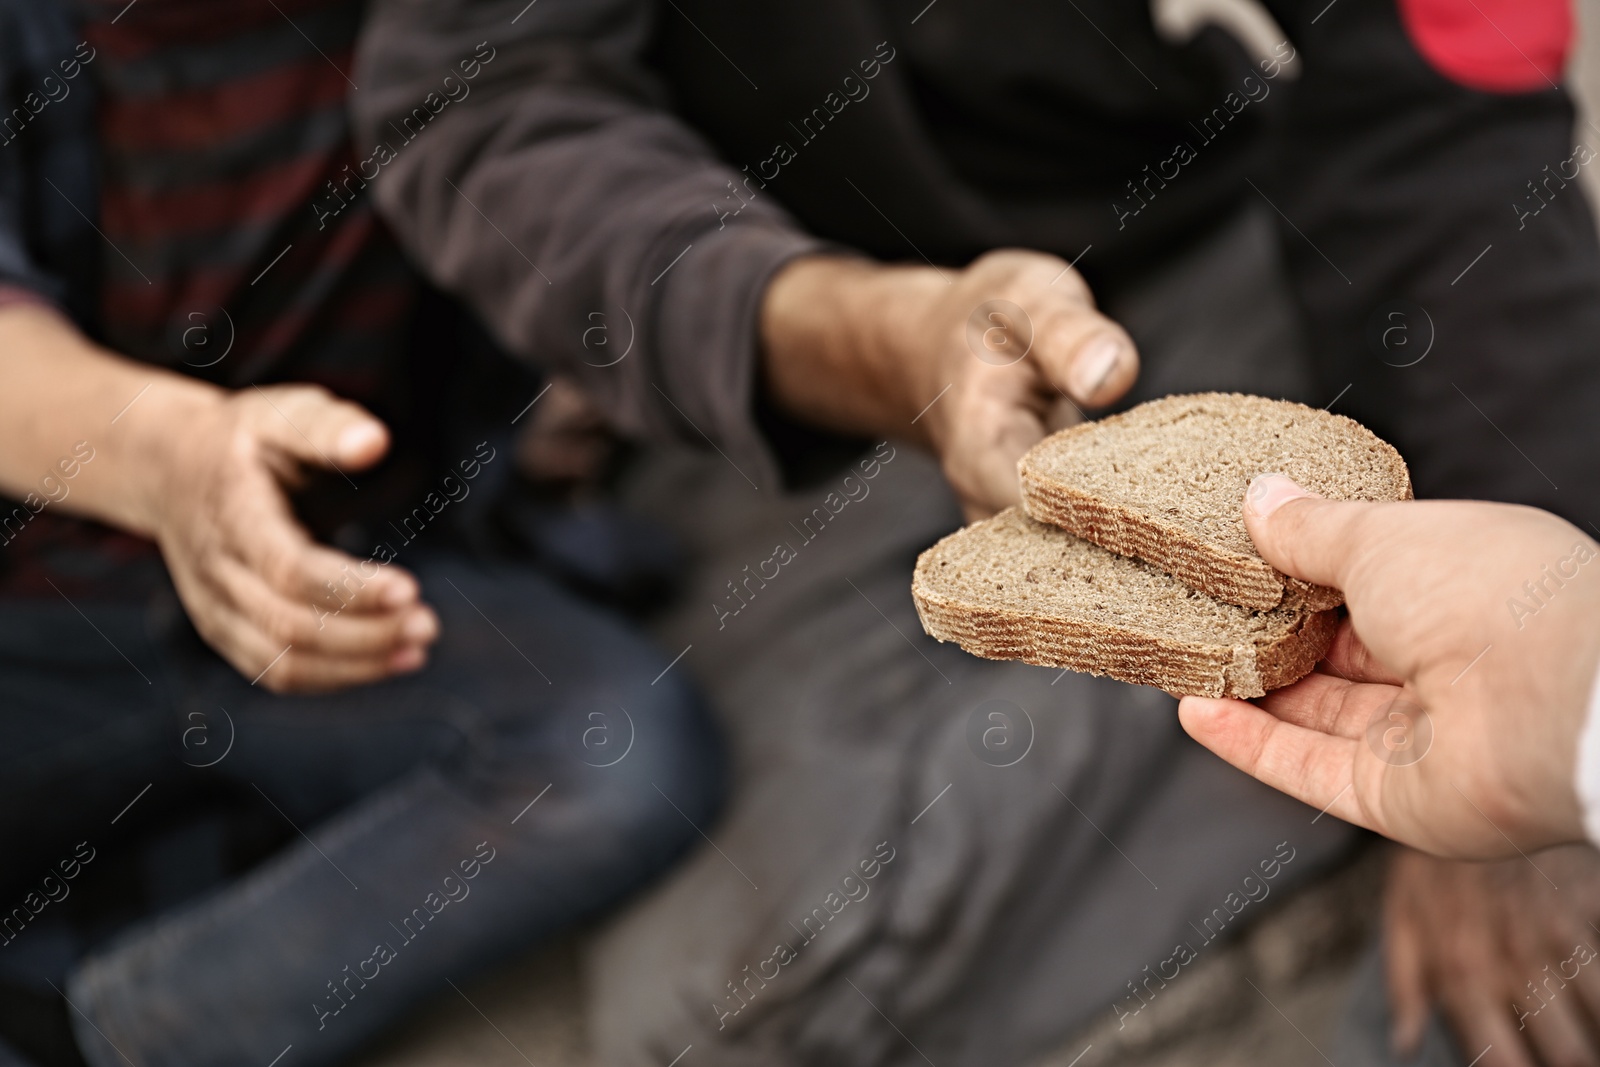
[629,670,726,835]
[567,669,727,866]
[440,656,725,850]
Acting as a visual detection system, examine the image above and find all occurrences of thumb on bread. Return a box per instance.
[1243,474,1374,592]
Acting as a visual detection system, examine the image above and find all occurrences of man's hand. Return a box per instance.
[0,305,436,693]
[761,250,1138,519]
[136,383,438,693]
[1385,846,1600,1067]
[1178,475,1600,858]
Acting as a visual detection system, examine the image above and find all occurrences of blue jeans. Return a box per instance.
[0,554,724,1067]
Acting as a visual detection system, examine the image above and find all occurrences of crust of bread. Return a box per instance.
[911,536,1340,700]
[1019,394,1412,611]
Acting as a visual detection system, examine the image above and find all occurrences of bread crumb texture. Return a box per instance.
[1020,393,1411,610]
[912,509,1337,698]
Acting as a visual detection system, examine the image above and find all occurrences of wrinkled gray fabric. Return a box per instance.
[351,0,828,492]
[587,207,1365,1067]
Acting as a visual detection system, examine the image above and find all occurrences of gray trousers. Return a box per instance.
[587,209,1441,1067]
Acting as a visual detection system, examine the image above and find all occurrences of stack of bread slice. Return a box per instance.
[911,393,1412,698]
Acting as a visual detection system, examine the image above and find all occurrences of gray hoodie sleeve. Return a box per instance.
[351,0,829,488]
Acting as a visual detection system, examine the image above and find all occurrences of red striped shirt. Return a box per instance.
[1,0,429,598]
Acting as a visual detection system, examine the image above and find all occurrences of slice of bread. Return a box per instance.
[1019,393,1411,611]
[912,509,1338,698]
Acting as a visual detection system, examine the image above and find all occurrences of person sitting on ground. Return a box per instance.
[352,1,1600,1065]
[0,2,722,1066]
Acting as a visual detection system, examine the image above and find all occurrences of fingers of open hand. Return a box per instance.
[1176,694,1368,830]
[225,618,421,694]
[1386,853,1593,1067]
[1256,671,1401,740]
[278,536,419,615]
[242,383,389,471]
[1384,877,1434,1060]
[1505,937,1600,1067]
[173,501,435,690]
[1494,851,1600,1064]
[1437,983,1540,1067]
[226,497,418,613]
[1384,858,1529,1067]
[188,566,432,694]
[165,561,409,693]
[1570,948,1600,1057]
[215,557,435,658]
[1526,1006,1600,1067]
[1432,935,1567,1067]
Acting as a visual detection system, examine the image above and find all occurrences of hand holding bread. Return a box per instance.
[1181,478,1600,858]
[913,393,1409,697]
[911,390,1600,857]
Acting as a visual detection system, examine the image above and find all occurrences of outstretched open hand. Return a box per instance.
[150,384,438,693]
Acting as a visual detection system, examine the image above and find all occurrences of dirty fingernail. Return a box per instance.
[1069,335,1124,401]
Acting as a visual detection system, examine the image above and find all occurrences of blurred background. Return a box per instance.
[331,3,1600,1066]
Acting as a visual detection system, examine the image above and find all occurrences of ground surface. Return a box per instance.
[355,845,1384,1067]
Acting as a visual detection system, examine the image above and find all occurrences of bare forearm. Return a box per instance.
[759,256,944,449]
[0,303,220,537]
[758,250,1138,518]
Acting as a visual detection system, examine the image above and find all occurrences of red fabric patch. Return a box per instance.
[1397,0,1571,93]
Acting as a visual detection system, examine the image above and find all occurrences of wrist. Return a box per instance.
[870,265,954,444]
[111,372,227,538]
[0,305,227,538]
[760,255,945,445]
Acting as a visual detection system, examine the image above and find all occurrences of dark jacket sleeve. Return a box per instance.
[1263,0,1600,525]
[0,0,99,325]
[351,0,830,488]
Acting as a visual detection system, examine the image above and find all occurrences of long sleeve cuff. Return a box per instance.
[652,220,837,491]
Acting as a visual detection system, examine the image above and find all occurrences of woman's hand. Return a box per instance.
[1180,476,1600,858]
